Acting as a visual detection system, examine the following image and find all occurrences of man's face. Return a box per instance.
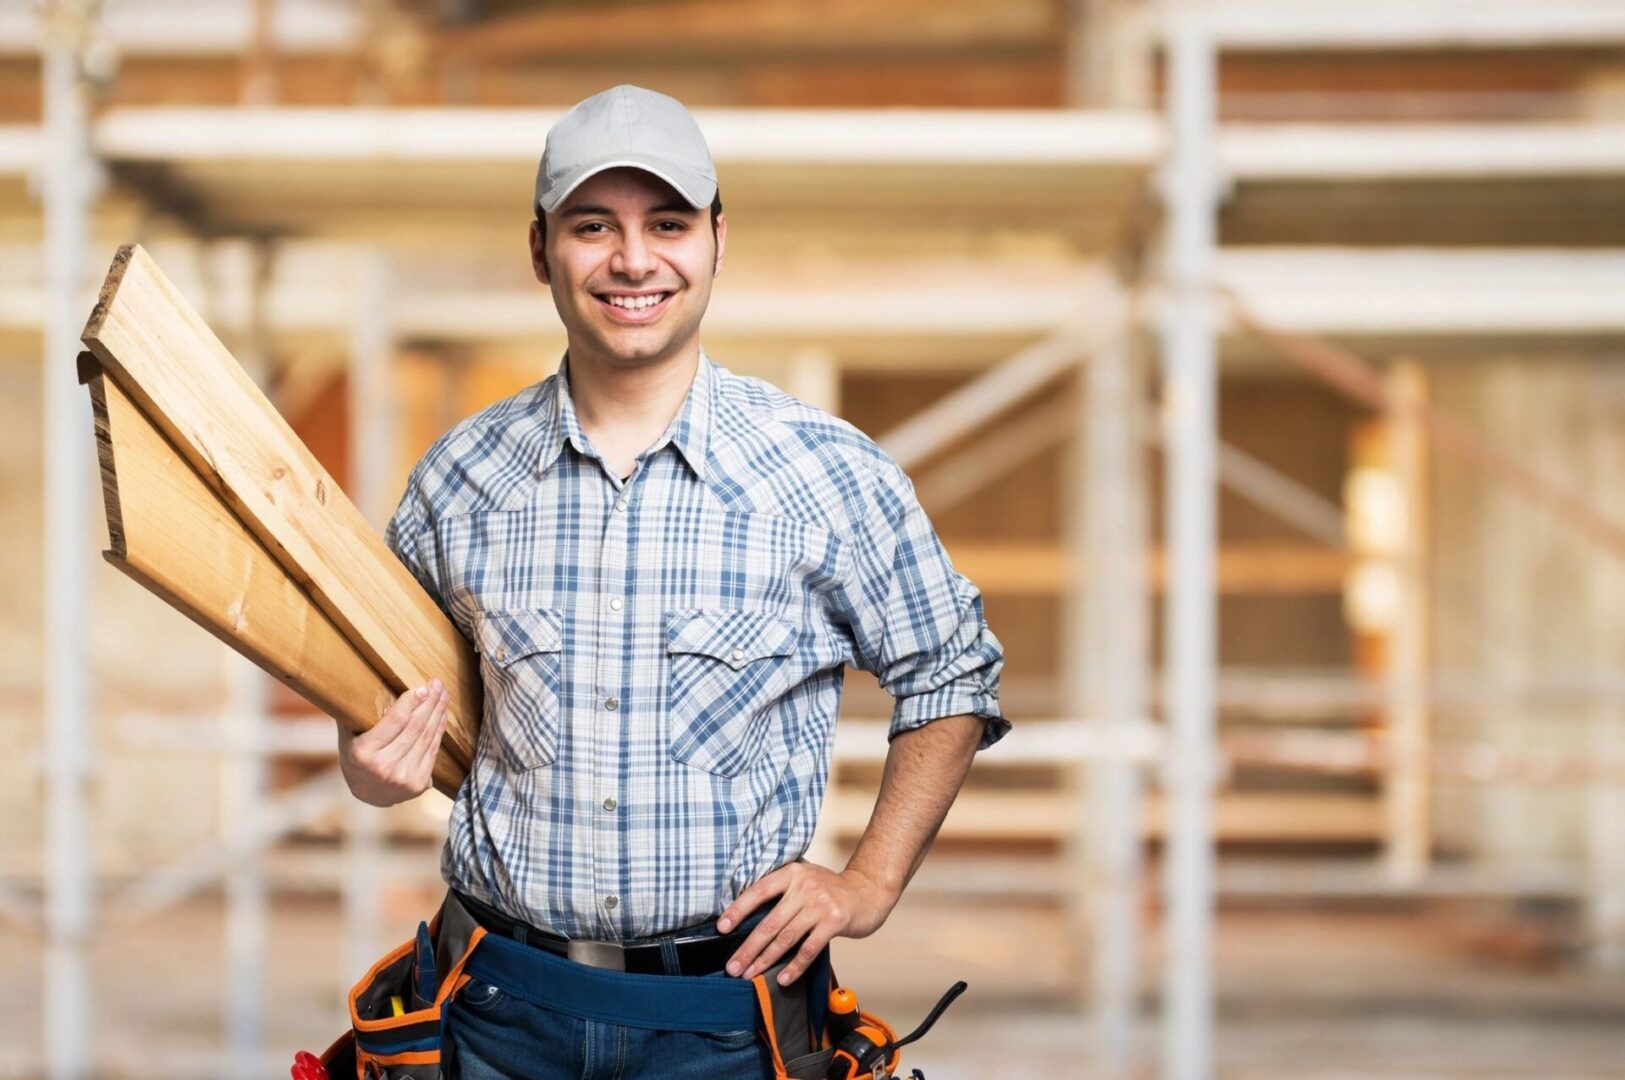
[530,166,725,371]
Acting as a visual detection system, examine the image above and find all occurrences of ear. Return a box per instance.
[712,210,727,277]
[529,218,551,285]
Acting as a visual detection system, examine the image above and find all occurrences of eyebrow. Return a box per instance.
[558,201,700,220]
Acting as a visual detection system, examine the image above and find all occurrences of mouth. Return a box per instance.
[593,290,674,324]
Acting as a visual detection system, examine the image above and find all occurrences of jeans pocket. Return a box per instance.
[702,1029,762,1050]
[665,609,799,778]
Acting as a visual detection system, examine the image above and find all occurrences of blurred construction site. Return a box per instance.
[6,0,1625,1077]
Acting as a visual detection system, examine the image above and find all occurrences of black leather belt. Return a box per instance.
[453,889,774,976]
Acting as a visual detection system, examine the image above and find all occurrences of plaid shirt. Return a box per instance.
[385,348,1008,939]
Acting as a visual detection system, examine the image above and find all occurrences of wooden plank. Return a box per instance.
[947,540,1351,595]
[80,355,467,797]
[822,787,1384,843]
[80,244,479,775]
[434,0,1056,62]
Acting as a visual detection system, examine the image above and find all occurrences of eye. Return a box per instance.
[655,220,689,232]
[576,221,608,235]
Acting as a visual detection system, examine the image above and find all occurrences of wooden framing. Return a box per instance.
[79,244,479,787]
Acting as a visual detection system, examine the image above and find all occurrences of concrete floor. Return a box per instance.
[3,886,1624,1078]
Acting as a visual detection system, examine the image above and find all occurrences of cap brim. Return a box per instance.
[538,154,716,214]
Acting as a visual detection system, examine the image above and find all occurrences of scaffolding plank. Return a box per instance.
[822,788,1383,843]
[81,357,468,797]
[79,244,479,777]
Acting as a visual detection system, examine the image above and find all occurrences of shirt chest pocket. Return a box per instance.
[474,608,565,772]
[665,609,799,778]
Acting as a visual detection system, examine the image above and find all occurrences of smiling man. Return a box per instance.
[343,84,1008,1078]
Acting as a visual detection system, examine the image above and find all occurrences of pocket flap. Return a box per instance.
[666,610,797,670]
[475,609,563,667]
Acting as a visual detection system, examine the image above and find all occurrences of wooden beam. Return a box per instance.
[822,788,1384,843]
[79,245,480,777]
[79,354,468,797]
[433,0,1056,63]
[947,540,1351,594]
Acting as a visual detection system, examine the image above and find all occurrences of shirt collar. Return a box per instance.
[543,348,714,482]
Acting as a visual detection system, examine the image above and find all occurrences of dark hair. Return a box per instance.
[533,190,724,275]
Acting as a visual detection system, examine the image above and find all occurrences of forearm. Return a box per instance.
[719,712,986,982]
[842,712,984,900]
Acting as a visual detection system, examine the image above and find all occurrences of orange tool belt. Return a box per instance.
[306,895,953,1080]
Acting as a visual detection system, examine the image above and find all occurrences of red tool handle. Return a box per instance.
[292,1050,330,1080]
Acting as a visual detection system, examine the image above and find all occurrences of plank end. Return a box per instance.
[85,372,128,561]
[82,243,141,342]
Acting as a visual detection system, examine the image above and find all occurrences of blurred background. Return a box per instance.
[6,0,1625,1076]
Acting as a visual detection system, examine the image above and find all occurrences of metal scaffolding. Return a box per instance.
[19,3,1625,1078]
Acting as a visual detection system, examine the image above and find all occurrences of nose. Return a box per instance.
[610,228,657,281]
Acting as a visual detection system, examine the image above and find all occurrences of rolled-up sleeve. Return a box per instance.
[840,457,1009,750]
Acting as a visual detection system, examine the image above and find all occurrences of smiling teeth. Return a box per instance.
[605,293,667,310]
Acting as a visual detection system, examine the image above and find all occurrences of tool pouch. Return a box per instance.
[751,958,901,1080]
[316,893,488,1080]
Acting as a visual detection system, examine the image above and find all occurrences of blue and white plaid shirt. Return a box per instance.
[385,348,1008,939]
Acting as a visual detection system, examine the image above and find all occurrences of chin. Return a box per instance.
[600,336,674,365]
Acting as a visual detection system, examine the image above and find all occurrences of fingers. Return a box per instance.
[741,907,820,983]
[725,870,807,978]
[367,682,442,767]
[401,689,451,787]
[369,684,426,743]
[717,865,789,934]
[775,921,837,986]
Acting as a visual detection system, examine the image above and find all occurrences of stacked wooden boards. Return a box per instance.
[79,244,478,798]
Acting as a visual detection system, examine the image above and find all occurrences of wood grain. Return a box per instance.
[80,244,479,777]
[81,354,469,797]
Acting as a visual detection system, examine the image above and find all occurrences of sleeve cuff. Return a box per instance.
[888,683,1010,751]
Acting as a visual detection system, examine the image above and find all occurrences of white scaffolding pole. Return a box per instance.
[1382,361,1431,886]
[1160,17,1220,1080]
[220,239,274,1079]
[41,6,96,1076]
[1083,339,1150,1075]
[345,248,394,979]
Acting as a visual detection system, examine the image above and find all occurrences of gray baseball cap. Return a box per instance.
[535,84,719,215]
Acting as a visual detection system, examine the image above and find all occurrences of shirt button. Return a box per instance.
[731,648,745,662]
[497,648,507,662]
[602,797,617,812]
[615,498,628,512]
[604,895,619,909]
[605,696,618,711]
[608,597,623,611]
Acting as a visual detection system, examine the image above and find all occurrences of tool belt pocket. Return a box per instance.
[751,958,901,1080]
[318,897,489,1080]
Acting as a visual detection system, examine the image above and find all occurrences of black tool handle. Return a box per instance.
[885,981,967,1053]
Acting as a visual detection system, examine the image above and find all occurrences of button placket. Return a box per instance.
[590,471,634,932]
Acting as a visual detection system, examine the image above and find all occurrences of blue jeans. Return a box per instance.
[443,911,826,1079]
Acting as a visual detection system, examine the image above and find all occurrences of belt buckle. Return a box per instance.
[566,939,627,971]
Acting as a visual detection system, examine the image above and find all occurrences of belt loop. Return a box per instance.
[658,936,682,976]
[515,925,529,947]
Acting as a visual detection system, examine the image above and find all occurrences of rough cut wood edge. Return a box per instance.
[81,352,469,797]
[81,243,480,771]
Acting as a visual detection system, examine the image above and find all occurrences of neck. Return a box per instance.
[566,339,701,438]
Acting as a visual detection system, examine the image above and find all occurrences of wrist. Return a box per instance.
[841,860,904,909]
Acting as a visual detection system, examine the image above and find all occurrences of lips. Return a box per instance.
[594,291,673,324]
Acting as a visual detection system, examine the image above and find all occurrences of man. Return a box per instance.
[338,84,1008,1078]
